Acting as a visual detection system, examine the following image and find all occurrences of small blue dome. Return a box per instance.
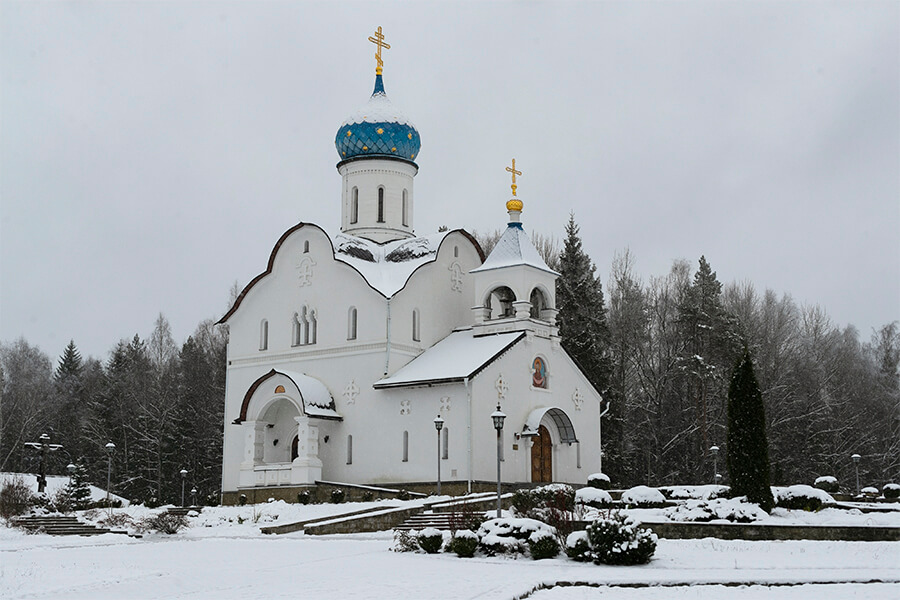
[336,75,421,164]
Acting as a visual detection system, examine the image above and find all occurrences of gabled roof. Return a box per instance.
[470,223,558,275]
[234,369,342,423]
[374,329,525,389]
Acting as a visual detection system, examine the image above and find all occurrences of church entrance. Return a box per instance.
[291,435,299,461]
[531,425,553,482]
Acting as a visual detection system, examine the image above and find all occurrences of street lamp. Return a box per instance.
[104,442,116,518]
[709,445,720,485]
[851,453,861,496]
[180,469,188,507]
[67,463,76,485]
[599,397,610,475]
[433,415,444,496]
[491,404,506,518]
[190,487,197,507]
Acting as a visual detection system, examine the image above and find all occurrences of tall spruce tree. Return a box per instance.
[556,214,611,395]
[726,349,775,511]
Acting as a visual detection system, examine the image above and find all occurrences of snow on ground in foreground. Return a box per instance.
[530,583,898,600]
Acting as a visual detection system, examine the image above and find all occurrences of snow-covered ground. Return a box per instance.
[0,472,129,505]
[1,498,898,599]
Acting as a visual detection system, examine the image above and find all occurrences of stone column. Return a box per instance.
[291,416,323,485]
[513,300,531,320]
[239,421,266,488]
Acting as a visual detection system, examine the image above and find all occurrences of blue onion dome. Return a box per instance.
[335,74,421,164]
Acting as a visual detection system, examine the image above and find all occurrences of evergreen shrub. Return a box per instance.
[330,489,345,504]
[587,473,611,490]
[361,490,375,502]
[773,486,833,512]
[449,530,479,558]
[813,476,839,494]
[417,528,443,554]
[585,512,657,565]
[238,494,247,506]
[391,529,419,552]
[527,530,560,560]
[297,491,311,505]
[397,489,410,501]
[883,483,900,499]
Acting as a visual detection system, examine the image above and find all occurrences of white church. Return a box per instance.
[218,30,603,503]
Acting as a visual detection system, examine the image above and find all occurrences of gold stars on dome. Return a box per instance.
[369,26,391,75]
[346,131,352,137]
[407,133,412,140]
[505,158,523,212]
[376,128,384,135]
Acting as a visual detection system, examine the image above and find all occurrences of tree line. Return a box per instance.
[2,220,898,503]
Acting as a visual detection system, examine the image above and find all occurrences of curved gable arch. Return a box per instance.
[523,406,577,444]
[233,369,336,424]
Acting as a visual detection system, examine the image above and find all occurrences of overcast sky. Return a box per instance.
[2,1,898,361]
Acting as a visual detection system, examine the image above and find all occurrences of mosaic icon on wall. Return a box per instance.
[532,357,547,389]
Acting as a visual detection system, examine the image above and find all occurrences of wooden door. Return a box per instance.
[531,425,553,482]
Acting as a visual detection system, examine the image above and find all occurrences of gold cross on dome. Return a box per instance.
[368,26,391,75]
[506,158,522,197]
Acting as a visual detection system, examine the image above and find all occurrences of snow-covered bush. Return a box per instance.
[565,530,591,562]
[861,486,880,499]
[448,500,486,533]
[576,487,613,508]
[448,530,478,558]
[392,529,419,552]
[297,491,311,505]
[330,489,345,504]
[417,528,443,554]
[238,494,247,506]
[665,498,767,523]
[397,489,411,501]
[0,476,35,519]
[138,512,188,535]
[477,517,555,556]
[660,485,728,501]
[361,490,374,502]
[586,512,657,565]
[528,529,560,560]
[883,483,899,499]
[587,473,611,490]
[773,485,835,511]
[512,484,575,514]
[813,476,839,494]
[621,486,667,508]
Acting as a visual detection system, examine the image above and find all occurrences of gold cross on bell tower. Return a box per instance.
[369,26,391,75]
[506,158,522,197]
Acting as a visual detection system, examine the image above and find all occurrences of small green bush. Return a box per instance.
[883,483,899,499]
[449,530,479,558]
[417,528,443,554]
[297,491,311,505]
[238,494,247,506]
[813,476,839,494]
[392,529,420,552]
[586,512,657,565]
[565,531,591,562]
[587,473,611,490]
[397,489,410,501]
[330,489,345,504]
[528,531,560,560]
[361,490,375,502]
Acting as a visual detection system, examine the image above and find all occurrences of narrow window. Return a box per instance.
[347,435,353,465]
[576,441,582,469]
[300,307,309,345]
[310,309,318,345]
[259,319,268,350]
[350,187,359,224]
[377,187,385,223]
[412,309,420,342]
[402,430,409,462]
[292,313,301,346]
[454,246,459,258]
[402,189,408,227]
[347,307,358,340]
[442,427,449,460]
[303,240,310,253]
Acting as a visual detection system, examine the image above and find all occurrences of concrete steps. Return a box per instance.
[13,515,119,536]
[394,512,453,531]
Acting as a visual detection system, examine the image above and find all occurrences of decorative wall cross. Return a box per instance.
[572,388,584,411]
[449,262,464,292]
[506,158,522,197]
[399,399,411,415]
[369,26,391,75]
[343,380,359,405]
[495,374,508,400]
[296,256,316,287]
[440,396,451,413]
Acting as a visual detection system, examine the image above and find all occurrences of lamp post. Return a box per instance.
[67,463,76,485]
[851,453,861,496]
[190,487,197,507]
[104,442,116,518]
[599,398,610,475]
[433,415,444,496]
[180,469,188,507]
[491,404,506,518]
[709,445,719,485]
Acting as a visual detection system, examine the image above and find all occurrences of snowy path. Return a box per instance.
[1,531,897,599]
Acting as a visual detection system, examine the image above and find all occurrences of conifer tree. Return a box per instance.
[726,349,774,511]
[556,214,611,395]
[65,463,92,510]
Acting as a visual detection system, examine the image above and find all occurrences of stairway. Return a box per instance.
[394,511,453,531]
[166,506,202,516]
[12,515,122,536]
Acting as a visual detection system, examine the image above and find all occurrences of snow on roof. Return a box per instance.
[469,223,558,275]
[522,407,577,443]
[342,91,416,128]
[275,369,341,419]
[334,232,448,298]
[374,329,525,388]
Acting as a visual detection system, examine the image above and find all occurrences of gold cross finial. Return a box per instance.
[368,26,391,75]
[506,158,522,197]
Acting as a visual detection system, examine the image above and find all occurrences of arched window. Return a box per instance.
[310,309,318,345]
[442,427,449,460]
[486,286,516,319]
[530,287,547,320]
[292,313,301,346]
[532,356,549,389]
[454,245,459,258]
[303,240,310,253]
[346,435,353,465]
[402,430,409,462]
[402,189,408,227]
[259,319,268,350]
[412,309,420,342]
[377,187,385,223]
[300,307,309,345]
[350,187,359,224]
[347,307,358,340]
[576,440,581,469]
